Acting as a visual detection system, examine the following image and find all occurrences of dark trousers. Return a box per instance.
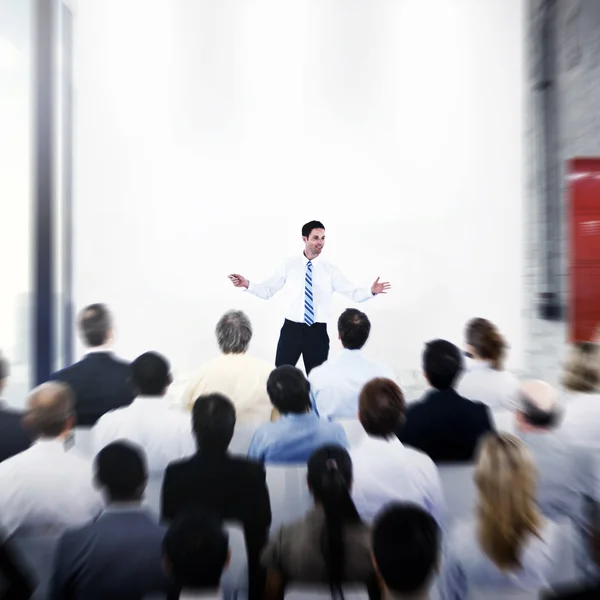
[275,319,329,374]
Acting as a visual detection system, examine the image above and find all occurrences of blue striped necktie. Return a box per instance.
[304,260,315,325]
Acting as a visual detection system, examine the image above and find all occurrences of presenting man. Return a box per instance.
[229,220,390,374]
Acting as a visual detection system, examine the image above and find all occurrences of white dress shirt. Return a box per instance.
[560,391,600,448]
[0,438,103,537]
[456,359,520,411]
[182,353,274,423]
[246,254,373,324]
[309,348,396,419]
[92,396,196,474]
[350,435,445,527]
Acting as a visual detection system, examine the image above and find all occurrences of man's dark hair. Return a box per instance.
[0,353,8,381]
[302,220,325,239]
[192,393,236,453]
[95,441,147,502]
[338,309,371,350]
[266,365,311,415]
[373,503,439,594]
[79,303,112,347]
[358,378,405,437]
[520,394,561,429]
[422,339,463,390]
[163,510,229,590]
[131,352,172,396]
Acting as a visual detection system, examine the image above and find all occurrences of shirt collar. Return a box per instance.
[356,433,403,451]
[102,502,147,516]
[278,412,318,423]
[33,437,69,452]
[302,252,320,265]
[86,345,113,355]
[468,358,493,371]
[179,590,222,600]
[132,395,171,409]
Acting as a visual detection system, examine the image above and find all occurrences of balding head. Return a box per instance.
[24,382,75,439]
[516,379,562,431]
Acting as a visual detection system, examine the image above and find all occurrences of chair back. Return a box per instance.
[221,523,247,600]
[266,465,312,532]
[143,472,165,516]
[437,464,476,525]
[229,425,259,456]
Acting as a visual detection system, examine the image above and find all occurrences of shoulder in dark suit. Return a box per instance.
[49,353,134,426]
[50,508,173,600]
[0,406,31,464]
[542,583,600,599]
[162,452,271,600]
[397,388,494,463]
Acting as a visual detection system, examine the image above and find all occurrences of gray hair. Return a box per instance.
[24,382,75,438]
[216,310,252,354]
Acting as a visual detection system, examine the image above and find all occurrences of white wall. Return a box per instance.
[73,0,525,387]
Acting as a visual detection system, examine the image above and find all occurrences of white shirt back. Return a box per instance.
[0,438,103,537]
[561,391,600,448]
[182,353,274,423]
[456,360,520,411]
[92,396,195,475]
[310,349,396,419]
[350,435,445,527]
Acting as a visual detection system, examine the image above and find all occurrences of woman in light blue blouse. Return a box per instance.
[441,433,561,600]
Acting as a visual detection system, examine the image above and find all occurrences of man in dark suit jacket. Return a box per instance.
[0,355,31,463]
[50,441,173,600]
[397,339,494,463]
[49,304,133,426]
[162,393,271,600]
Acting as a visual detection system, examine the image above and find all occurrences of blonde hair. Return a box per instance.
[561,342,600,393]
[466,318,507,370]
[475,433,541,571]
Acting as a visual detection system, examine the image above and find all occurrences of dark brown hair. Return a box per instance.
[466,318,507,370]
[358,378,405,438]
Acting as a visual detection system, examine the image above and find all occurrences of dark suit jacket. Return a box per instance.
[0,407,31,464]
[543,583,600,599]
[49,352,134,426]
[397,388,494,463]
[49,508,173,600]
[162,451,271,600]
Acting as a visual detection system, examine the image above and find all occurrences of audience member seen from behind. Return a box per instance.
[161,393,271,600]
[350,378,444,526]
[183,310,274,423]
[560,342,600,446]
[457,317,520,410]
[0,353,31,463]
[92,351,194,474]
[397,339,494,463]
[163,511,230,600]
[262,445,375,600]
[247,366,348,464]
[0,382,103,539]
[309,308,396,419]
[372,503,440,600]
[50,441,172,600]
[49,304,133,425]
[440,433,560,599]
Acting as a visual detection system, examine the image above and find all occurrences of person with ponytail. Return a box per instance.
[441,433,561,599]
[457,317,520,411]
[261,445,375,600]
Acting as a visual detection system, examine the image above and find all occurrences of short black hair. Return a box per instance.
[163,510,229,590]
[79,303,111,347]
[302,220,325,238]
[422,339,463,390]
[192,393,236,453]
[131,352,171,396]
[0,353,8,380]
[358,378,405,437]
[373,503,439,594]
[520,394,561,429]
[266,365,311,414]
[95,441,147,501]
[338,309,371,350]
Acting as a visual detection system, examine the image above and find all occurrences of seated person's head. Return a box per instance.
[79,303,113,348]
[338,308,371,350]
[163,511,230,592]
[94,441,148,503]
[192,393,236,454]
[358,378,405,439]
[216,310,253,355]
[131,351,172,397]
[23,382,75,440]
[307,444,356,506]
[422,339,463,390]
[372,503,439,597]
[561,341,600,393]
[465,317,507,370]
[516,379,562,432]
[0,352,8,396]
[475,432,541,570]
[266,366,311,415]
